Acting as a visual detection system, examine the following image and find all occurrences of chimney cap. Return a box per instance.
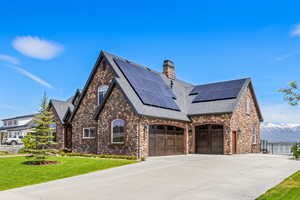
[163,59,174,67]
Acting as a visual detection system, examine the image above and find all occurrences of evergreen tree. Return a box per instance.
[23,93,56,161]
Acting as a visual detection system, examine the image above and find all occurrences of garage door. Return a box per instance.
[149,125,184,156]
[195,124,224,154]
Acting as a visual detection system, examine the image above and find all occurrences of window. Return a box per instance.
[48,124,57,142]
[111,119,125,143]
[48,132,56,142]
[13,120,18,126]
[3,121,7,126]
[98,85,109,105]
[83,128,96,139]
[246,98,251,115]
[252,126,257,144]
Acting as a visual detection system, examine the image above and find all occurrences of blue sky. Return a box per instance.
[1,0,300,123]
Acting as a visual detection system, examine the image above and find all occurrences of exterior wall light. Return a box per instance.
[225,127,231,135]
[237,129,242,135]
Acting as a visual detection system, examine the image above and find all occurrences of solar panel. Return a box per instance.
[114,58,180,111]
[190,79,246,103]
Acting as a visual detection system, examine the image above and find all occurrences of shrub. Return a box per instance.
[62,148,72,153]
[18,148,26,154]
[59,152,137,160]
[0,151,9,155]
[291,143,300,160]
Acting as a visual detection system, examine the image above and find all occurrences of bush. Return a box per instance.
[0,151,9,155]
[291,143,300,160]
[18,148,26,154]
[62,148,72,153]
[59,152,137,160]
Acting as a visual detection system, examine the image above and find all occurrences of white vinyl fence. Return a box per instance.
[261,140,295,155]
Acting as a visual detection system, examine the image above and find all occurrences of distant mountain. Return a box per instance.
[261,122,300,143]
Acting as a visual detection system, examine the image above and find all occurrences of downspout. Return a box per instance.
[137,117,141,159]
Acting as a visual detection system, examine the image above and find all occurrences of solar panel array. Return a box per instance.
[190,79,246,103]
[114,58,180,111]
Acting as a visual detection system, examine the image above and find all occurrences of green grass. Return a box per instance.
[0,156,137,191]
[256,170,300,200]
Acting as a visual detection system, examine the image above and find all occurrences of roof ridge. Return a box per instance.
[195,77,250,87]
[105,51,194,87]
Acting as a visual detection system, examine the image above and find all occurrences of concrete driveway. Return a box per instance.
[1,154,300,200]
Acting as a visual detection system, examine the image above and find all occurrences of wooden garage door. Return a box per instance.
[149,125,184,156]
[195,124,224,154]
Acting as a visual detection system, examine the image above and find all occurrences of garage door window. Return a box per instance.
[111,119,125,143]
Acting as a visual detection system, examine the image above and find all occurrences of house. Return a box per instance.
[0,114,36,144]
[53,51,263,158]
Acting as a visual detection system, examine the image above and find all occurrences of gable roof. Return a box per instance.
[72,51,263,122]
[49,99,74,124]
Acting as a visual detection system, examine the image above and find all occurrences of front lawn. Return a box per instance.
[0,156,136,191]
[256,170,300,200]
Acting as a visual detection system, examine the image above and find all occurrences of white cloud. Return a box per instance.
[275,52,294,61]
[9,65,53,88]
[290,24,300,37]
[262,103,300,123]
[0,54,19,65]
[12,36,63,60]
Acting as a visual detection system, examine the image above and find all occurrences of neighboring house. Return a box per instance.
[56,51,263,158]
[0,114,36,144]
[49,89,81,149]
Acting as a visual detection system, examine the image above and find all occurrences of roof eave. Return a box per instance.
[187,111,233,117]
[69,51,105,121]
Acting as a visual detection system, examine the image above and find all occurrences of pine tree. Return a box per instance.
[23,93,56,162]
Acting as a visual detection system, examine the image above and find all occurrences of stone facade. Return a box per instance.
[72,59,114,154]
[97,85,140,156]
[230,87,261,153]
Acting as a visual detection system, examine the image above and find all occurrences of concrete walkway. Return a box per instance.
[0,154,30,158]
[1,154,299,200]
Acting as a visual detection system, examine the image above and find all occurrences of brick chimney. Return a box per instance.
[163,60,176,80]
